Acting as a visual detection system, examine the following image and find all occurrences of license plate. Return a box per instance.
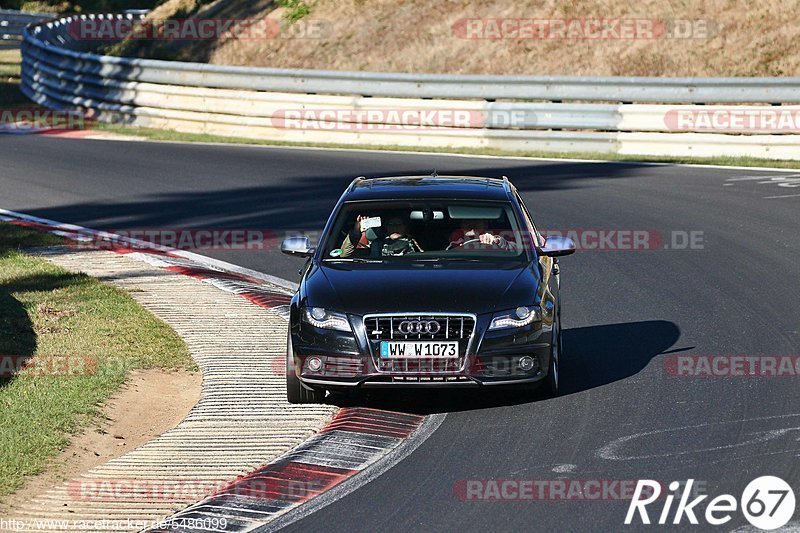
[380,341,459,359]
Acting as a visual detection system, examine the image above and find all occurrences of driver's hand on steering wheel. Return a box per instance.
[479,232,499,245]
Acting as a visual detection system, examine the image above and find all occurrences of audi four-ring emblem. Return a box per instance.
[398,320,441,334]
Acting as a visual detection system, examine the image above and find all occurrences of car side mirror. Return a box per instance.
[281,237,315,257]
[540,236,576,257]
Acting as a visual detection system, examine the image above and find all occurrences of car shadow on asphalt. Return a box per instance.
[327,319,681,414]
[4,154,665,282]
[15,160,655,234]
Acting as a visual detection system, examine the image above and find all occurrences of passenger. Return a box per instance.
[340,215,422,257]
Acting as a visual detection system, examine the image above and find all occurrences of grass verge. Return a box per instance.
[0,223,194,499]
[0,47,21,78]
[0,46,27,107]
[95,122,800,170]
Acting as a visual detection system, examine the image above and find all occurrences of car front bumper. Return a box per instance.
[289,312,554,389]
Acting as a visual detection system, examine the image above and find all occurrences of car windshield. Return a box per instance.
[321,200,531,262]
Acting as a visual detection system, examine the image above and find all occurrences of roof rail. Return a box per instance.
[501,176,512,193]
[347,176,367,192]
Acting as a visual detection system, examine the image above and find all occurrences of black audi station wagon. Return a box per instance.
[281,176,575,403]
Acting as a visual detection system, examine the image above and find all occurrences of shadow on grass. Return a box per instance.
[0,80,27,107]
[0,286,35,388]
[0,227,64,251]
[0,259,87,388]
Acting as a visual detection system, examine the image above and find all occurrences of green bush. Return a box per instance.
[276,0,312,24]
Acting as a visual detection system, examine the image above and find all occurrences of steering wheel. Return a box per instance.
[446,238,498,250]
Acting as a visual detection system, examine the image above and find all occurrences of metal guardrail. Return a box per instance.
[17,13,800,159]
[0,10,53,40]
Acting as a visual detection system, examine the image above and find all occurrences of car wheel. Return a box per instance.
[542,309,560,398]
[286,331,326,404]
[287,370,326,404]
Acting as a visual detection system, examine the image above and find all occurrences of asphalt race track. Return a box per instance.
[2,136,799,531]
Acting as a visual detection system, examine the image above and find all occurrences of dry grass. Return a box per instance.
[113,0,800,76]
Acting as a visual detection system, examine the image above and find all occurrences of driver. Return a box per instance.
[340,215,423,257]
[448,219,517,251]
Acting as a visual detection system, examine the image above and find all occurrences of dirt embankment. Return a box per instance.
[107,0,799,76]
[0,369,200,514]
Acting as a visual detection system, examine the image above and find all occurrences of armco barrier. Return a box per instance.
[19,13,800,159]
[0,10,53,40]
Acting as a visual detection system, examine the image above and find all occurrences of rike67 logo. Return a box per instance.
[626,477,795,530]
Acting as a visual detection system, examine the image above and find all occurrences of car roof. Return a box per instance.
[343,175,514,201]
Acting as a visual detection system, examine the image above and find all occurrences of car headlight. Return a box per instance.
[488,306,542,331]
[302,307,351,332]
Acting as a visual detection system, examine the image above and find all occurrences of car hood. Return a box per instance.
[302,261,541,316]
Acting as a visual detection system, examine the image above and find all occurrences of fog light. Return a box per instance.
[307,357,323,372]
[519,356,536,372]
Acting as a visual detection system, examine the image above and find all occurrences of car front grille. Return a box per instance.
[365,314,475,374]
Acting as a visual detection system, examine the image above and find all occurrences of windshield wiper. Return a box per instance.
[409,257,483,262]
[323,257,384,263]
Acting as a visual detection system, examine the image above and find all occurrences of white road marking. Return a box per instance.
[725,176,786,182]
[597,413,800,461]
[725,174,800,184]
[764,193,800,199]
[725,174,800,197]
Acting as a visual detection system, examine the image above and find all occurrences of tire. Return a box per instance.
[286,331,325,404]
[542,309,561,398]
[287,370,326,404]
